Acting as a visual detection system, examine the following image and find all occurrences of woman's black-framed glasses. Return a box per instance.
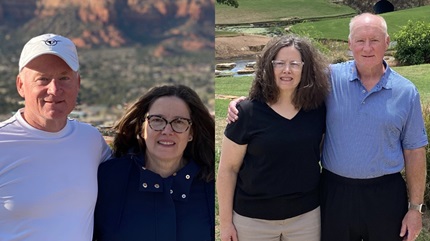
[146,115,192,133]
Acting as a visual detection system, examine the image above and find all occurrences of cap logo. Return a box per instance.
[44,38,60,46]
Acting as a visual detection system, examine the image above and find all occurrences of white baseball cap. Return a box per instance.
[19,33,79,72]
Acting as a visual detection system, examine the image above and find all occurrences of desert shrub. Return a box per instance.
[394,20,430,65]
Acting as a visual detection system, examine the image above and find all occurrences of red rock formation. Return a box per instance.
[0,0,214,54]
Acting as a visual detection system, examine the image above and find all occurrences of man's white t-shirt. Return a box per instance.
[0,109,111,240]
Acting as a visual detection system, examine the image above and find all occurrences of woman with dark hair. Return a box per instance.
[94,84,215,241]
[217,35,330,241]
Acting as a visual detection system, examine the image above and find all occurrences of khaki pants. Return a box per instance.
[233,207,320,241]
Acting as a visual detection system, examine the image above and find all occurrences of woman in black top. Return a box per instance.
[217,35,330,241]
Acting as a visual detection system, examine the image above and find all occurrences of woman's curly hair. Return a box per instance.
[250,34,330,110]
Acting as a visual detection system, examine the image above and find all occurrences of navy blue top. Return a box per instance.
[93,152,215,241]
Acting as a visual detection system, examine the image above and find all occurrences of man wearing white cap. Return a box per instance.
[0,33,111,240]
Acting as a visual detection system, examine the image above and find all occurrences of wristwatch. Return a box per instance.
[408,202,426,214]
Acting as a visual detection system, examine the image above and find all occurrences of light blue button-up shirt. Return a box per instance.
[322,60,428,178]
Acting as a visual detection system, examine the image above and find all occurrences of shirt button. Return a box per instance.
[181,194,186,199]
[362,89,366,93]
[185,174,190,179]
[142,183,148,188]
[172,172,177,176]
[362,101,365,104]
[170,189,173,194]
[154,184,160,188]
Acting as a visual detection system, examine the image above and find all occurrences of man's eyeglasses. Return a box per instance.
[271,60,304,71]
[146,115,192,133]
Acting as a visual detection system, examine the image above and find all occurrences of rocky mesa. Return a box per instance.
[0,0,214,54]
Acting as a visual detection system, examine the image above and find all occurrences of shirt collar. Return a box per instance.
[349,60,392,90]
[136,154,200,202]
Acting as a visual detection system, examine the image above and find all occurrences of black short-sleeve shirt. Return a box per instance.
[225,99,326,220]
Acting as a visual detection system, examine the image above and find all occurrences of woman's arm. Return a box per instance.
[216,135,247,241]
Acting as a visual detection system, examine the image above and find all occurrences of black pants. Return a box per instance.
[320,169,408,241]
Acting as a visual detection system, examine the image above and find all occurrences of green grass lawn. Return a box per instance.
[291,5,430,41]
[215,0,355,25]
[215,76,252,97]
[215,76,252,129]
[393,64,430,102]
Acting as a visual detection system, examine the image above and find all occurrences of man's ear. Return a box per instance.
[16,74,25,98]
[385,35,390,50]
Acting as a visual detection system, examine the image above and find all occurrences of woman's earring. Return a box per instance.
[188,136,193,142]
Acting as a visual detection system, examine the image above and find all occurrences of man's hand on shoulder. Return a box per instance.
[226,96,247,124]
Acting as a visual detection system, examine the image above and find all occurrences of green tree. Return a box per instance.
[394,20,430,65]
[216,0,239,8]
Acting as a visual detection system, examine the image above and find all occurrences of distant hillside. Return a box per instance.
[0,0,214,51]
[0,0,215,115]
